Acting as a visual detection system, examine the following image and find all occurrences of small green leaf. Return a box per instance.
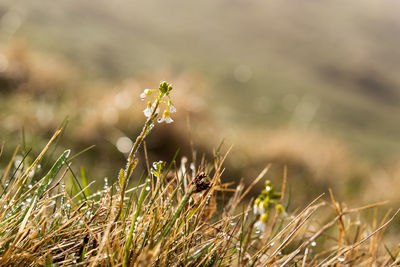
[118,169,125,188]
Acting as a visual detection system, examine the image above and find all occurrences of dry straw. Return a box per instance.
[0,81,398,266]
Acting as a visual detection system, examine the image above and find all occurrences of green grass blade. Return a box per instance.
[123,178,149,267]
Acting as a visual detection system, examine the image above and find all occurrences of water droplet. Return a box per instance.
[14,155,23,168]
[116,136,133,154]
[311,241,316,247]
[338,257,345,262]
[145,186,151,191]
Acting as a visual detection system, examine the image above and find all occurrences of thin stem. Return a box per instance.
[115,96,161,222]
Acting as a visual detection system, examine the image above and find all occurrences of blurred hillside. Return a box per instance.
[1,1,400,203]
[1,0,399,161]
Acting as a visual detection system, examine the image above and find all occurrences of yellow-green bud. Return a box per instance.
[159,81,173,94]
[262,198,269,210]
[275,204,285,214]
[261,213,269,223]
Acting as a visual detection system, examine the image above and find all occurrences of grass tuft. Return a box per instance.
[0,81,399,266]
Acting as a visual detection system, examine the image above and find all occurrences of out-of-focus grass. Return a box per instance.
[1,1,400,207]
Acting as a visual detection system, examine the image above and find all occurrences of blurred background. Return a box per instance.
[1,0,400,206]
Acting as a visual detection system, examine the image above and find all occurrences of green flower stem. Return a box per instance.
[115,96,161,222]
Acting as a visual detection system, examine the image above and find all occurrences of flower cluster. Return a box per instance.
[151,160,166,178]
[253,180,285,232]
[140,81,176,124]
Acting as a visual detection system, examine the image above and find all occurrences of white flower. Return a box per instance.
[169,104,176,113]
[254,220,266,233]
[165,117,174,124]
[253,204,258,214]
[143,107,152,117]
[253,203,265,215]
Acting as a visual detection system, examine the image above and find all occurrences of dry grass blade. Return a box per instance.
[0,82,399,266]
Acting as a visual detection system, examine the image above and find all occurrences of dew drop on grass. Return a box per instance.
[338,257,345,262]
[14,155,23,168]
[311,241,317,247]
[189,163,195,171]
[145,186,151,191]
